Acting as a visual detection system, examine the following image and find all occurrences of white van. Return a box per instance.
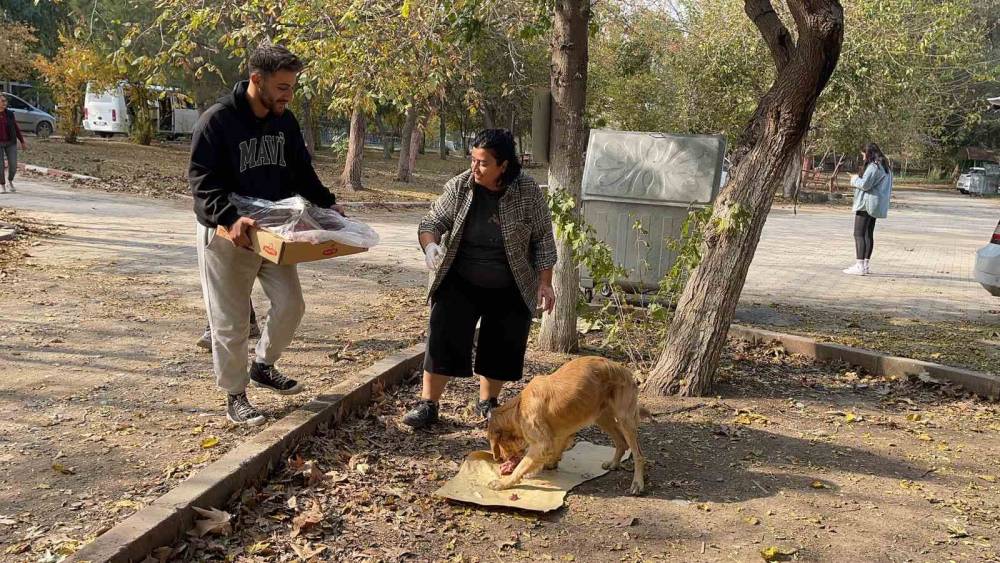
[84,81,130,137]
[83,81,199,139]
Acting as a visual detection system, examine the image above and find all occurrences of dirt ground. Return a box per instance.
[735,303,1000,375]
[19,137,484,202]
[146,339,1000,563]
[0,189,430,562]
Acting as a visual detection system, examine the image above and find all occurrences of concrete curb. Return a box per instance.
[68,344,425,563]
[17,162,100,182]
[729,324,1000,399]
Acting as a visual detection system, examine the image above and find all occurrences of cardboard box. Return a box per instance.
[217,226,367,265]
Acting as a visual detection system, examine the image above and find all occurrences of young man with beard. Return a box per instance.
[190,44,345,425]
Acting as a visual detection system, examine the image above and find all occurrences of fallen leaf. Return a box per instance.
[52,463,76,475]
[948,525,969,538]
[200,436,220,449]
[810,480,830,489]
[977,475,996,483]
[509,493,520,501]
[191,425,204,435]
[290,543,327,560]
[844,412,860,423]
[291,501,324,537]
[190,506,231,537]
[917,433,933,442]
[245,541,271,556]
[744,516,761,526]
[760,546,797,561]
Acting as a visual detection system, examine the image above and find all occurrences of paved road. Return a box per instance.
[744,190,999,321]
[3,178,997,322]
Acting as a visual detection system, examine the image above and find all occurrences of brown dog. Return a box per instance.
[486,356,647,495]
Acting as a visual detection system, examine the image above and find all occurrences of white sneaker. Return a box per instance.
[842,263,866,276]
[7,182,14,193]
[0,185,5,194]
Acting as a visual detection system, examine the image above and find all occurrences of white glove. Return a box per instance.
[424,242,445,271]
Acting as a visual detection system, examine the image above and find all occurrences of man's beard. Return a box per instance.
[259,90,285,115]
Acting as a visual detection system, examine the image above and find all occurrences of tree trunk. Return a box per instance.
[301,97,316,156]
[396,104,418,182]
[439,109,447,159]
[483,104,495,129]
[536,0,591,353]
[375,111,392,160]
[408,123,422,177]
[341,98,366,191]
[642,0,844,397]
[829,153,846,193]
[782,140,805,198]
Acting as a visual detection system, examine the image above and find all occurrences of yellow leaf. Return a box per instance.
[245,541,271,555]
[745,516,761,525]
[906,413,923,422]
[760,546,797,561]
[52,463,75,475]
[200,437,220,449]
[978,474,997,483]
[191,425,204,435]
[917,433,933,442]
[810,480,830,489]
[844,412,858,423]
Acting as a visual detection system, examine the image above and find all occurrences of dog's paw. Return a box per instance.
[602,461,621,471]
[628,480,645,496]
[487,479,508,491]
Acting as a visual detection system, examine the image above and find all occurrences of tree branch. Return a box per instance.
[744,0,795,70]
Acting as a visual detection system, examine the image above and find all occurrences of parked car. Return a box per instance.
[957,168,981,194]
[974,219,1000,296]
[2,92,56,138]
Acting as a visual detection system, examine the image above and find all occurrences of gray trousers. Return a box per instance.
[0,143,16,182]
[196,223,305,394]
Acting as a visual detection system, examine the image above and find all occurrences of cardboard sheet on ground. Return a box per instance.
[434,441,630,512]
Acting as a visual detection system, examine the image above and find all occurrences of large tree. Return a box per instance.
[643,0,845,396]
[536,0,591,352]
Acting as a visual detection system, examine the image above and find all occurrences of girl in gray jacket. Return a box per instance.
[844,143,893,276]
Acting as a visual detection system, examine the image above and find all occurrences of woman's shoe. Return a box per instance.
[842,263,866,276]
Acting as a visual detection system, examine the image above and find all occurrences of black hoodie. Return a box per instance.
[189,81,336,228]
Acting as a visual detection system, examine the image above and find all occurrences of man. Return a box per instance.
[191,44,344,425]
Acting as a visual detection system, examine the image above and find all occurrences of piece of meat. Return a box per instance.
[499,456,522,476]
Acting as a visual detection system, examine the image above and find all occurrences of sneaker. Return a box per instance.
[196,328,212,351]
[0,185,5,194]
[249,322,261,340]
[7,182,14,193]
[402,400,439,429]
[227,393,266,426]
[476,397,499,420]
[842,263,866,276]
[249,362,303,395]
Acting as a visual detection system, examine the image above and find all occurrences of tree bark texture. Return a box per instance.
[341,99,366,191]
[396,104,418,182]
[375,112,393,160]
[301,97,316,157]
[536,0,591,353]
[439,109,448,159]
[782,141,805,198]
[408,123,423,177]
[643,0,844,397]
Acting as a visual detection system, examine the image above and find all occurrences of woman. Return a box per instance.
[0,95,28,194]
[402,129,557,429]
[844,143,893,276]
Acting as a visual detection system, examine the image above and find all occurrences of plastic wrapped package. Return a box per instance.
[230,194,380,248]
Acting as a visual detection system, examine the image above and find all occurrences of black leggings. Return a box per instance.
[854,211,876,260]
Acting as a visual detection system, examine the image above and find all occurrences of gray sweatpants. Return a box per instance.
[196,223,305,394]
[0,143,16,182]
